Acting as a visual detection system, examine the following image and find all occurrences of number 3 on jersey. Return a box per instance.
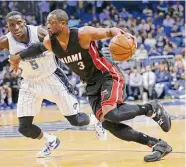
[77,61,85,70]
[29,60,39,70]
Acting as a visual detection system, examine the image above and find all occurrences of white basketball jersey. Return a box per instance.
[6,25,58,80]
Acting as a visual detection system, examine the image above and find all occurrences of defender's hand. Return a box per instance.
[9,54,21,72]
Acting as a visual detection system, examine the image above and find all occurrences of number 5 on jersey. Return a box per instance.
[29,60,39,70]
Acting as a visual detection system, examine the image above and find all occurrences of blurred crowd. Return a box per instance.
[118,55,185,101]
[0,1,185,109]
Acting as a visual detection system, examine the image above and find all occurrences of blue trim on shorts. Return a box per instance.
[54,68,74,95]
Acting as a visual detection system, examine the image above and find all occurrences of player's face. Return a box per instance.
[7,15,26,39]
[46,14,63,37]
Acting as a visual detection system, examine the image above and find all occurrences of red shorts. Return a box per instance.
[86,71,125,120]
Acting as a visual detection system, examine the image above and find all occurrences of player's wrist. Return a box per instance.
[16,54,21,60]
[19,52,26,60]
[110,27,125,37]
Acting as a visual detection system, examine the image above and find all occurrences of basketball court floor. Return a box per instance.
[0,99,185,167]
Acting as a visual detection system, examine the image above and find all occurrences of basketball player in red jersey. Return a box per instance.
[10,9,172,162]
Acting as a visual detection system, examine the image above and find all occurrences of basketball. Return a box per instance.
[109,33,137,61]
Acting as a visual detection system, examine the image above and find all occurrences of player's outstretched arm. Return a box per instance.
[19,35,52,59]
[78,26,126,49]
[9,35,52,71]
[79,26,125,40]
[79,26,136,50]
[10,35,51,61]
[0,35,9,51]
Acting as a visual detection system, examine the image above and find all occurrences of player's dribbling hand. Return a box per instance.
[124,32,137,48]
[9,54,21,72]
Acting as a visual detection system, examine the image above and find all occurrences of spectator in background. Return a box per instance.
[171,1,184,17]
[155,64,171,98]
[136,34,143,44]
[172,44,183,55]
[167,72,185,99]
[0,72,14,109]
[170,66,180,86]
[174,17,184,27]
[157,1,168,14]
[99,8,110,21]
[126,14,134,28]
[0,58,9,82]
[170,24,182,37]
[163,15,175,27]
[143,6,153,17]
[102,16,117,27]
[134,44,148,59]
[128,68,143,100]
[146,18,155,33]
[177,61,185,76]
[156,26,166,38]
[152,62,160,73]
[8,1,18,11]
[170,24,182,46]
[118,18,126,29]
[0,1,10,16]
[38,1,50,24]
[144,33,157,48]
[138,19,150,32]
[110,6,119,21]
[163,45,175,56]
[119,7,129,19]
[0,85,6,109]
[136,16,141,25]
[174,55,185,73]
[142,65,156,100]
[31,16,37,26]
[0,63,8,109]
[156,36,166,54]
[91,16,100,27]
[149,47,161,56]
[155,64,170,81]
[68,15,80,27]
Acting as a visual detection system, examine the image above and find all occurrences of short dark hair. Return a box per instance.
[5,11,24,22]
[49,9,69,22]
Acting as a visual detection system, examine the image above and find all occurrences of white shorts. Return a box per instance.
[17,68,79,118]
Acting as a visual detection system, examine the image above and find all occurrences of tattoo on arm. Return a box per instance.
[106,28,113,38]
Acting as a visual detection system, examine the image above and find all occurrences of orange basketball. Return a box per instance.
[109,33,137,61]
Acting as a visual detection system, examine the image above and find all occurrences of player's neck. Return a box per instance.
[57,27,70,46]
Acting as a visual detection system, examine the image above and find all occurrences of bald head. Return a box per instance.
[46,9,69,37]
[49,9,69,23]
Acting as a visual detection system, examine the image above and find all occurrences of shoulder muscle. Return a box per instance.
[37,26,48,42]
[43,35,52,50]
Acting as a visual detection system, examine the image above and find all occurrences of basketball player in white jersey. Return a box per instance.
[0,11,106,158]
